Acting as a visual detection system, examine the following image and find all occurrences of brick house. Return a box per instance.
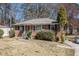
[13,18,59,37]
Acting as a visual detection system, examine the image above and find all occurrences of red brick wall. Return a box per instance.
[31,31,37,38]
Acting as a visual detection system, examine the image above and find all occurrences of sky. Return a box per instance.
[11,3,23,20]
[14,4,23,20]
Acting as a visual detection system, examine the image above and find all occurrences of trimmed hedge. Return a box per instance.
[35,31,55,41]
[9,29,15,38]
[0,29,4,38]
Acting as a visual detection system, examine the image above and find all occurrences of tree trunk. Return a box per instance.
[58,25,65,43]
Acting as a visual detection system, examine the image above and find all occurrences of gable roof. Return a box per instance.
[14,18,57,25]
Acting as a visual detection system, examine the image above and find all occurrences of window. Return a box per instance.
[35,25,42,31]
[42,25,49,29]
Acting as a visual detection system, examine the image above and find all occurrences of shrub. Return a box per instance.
[0,29,4,38]
[27,30,32,38]
[9,29,15,38]
[35,31,55,41]
[22,30,32,39]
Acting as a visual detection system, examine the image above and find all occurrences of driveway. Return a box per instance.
[65,40,79,56]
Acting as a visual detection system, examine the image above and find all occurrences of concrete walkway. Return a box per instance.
[65,40,79,56]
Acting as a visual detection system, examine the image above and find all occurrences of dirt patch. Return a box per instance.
[0,37,75,56]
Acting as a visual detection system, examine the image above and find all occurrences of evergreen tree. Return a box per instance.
[57,5,68,31]
[57,5,68,43]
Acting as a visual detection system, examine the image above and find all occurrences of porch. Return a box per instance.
[13,18,58,37]
[14,24,58,37]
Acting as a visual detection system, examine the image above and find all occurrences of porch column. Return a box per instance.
[29,25,31,31]
[31,25,33,31]
[24,25,26,33]
[35,25,36,31]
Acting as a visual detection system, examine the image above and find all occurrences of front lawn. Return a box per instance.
[0,37,75,56]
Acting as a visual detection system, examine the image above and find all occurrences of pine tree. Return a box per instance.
[57,5,68,43]
[57,5,68,31]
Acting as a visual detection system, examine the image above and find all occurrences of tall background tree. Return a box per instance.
[21,3,55,20]
[0,3,16,27]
